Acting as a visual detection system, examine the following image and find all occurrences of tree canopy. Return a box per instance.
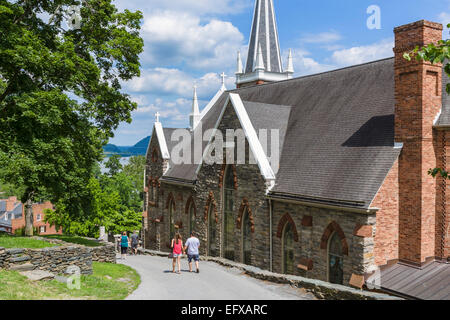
[0,0,143,235]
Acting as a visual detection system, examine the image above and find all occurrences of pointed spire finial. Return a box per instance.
[285,49,294,74]
[190,83,200,130]
[254,44,265,71]
[155,112,160,123]
[236,51,243,74]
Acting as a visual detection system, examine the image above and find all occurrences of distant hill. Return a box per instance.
[103,136,150,157]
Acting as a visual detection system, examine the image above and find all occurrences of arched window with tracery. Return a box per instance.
[168,199,175,242]
[208,205,217,257]
[328,232,344,284]
[223,165,235,261]
[187,199,196,236]
[282,222,295,275]
[242,207,252,265]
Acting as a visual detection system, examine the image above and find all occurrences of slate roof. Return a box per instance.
[0,200,6,213]
[376,261,450,300]
[156,57,426,209]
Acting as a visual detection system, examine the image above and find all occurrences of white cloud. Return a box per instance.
[124,68,234,99]
[331,38,394,67]
[140,11,245,70]
[300,31,342,44]
[281,49,335,77]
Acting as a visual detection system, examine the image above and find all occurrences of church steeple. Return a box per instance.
[189,84,200,131]
[236,0,293,88]
[246,0,282,73]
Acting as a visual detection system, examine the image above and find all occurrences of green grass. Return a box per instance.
[0,262,141,300]
[0,234,58,249]
[42,235,102,247]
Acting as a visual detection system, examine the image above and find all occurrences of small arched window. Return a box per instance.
[282,223,295,275]
[168,199,175,242]
[242,207,252,265]
[223,165,235,261]
[188,201,195,236]
[328,232,344,284]
[208,205,217,257]
[152,149,159,163]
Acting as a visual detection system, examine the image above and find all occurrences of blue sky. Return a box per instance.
[110,0,450,146]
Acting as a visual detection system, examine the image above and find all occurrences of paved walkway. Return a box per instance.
[118,255,316,300]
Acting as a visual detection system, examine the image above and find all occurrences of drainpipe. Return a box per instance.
[269,198,273,272]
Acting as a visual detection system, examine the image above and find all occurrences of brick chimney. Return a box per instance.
[394,20,443,265]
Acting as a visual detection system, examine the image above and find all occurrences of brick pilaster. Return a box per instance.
[394,20,443,264]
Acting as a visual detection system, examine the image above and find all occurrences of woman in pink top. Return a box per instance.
[171,233,184,274]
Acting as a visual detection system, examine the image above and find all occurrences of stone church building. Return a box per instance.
[142,0,449,299]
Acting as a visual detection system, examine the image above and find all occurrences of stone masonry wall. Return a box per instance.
[0,246,93,275]
[271,201,376,286]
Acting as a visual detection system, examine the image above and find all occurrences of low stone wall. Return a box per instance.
[0,237,116,275]
[89,243,116,263]
[0,246,93,275]
[138,248,399,300]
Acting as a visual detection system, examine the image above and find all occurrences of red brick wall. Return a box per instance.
[436,130,450,259]
[372,160,399,266]
[11,201,62,235]
[394,20,443,264]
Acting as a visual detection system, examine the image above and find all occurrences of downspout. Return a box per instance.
[269,198,273,272]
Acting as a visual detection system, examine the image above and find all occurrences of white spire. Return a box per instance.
[155,112,160,123]
[189,84,200,130]
[236,51,243,74]
[285,49,294,75]
[254,44,265,71]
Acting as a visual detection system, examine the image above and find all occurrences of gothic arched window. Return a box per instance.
[223,165,235,261]
[282,223,295,275]
[168,199,175,242]
[242,207,252,265]
[188,201,195,236]
[328,232,344,284]
[208,205,217,257]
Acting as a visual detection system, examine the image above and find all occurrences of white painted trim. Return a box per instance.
[236,69,291,84]
[229,93,276,181]
[433,108,442,126]
[154,122,170,159]
[199,86,226,120]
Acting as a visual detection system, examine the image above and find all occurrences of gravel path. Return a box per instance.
[118,254,316,300]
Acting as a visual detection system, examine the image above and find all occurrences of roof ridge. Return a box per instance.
[229,56,395,92]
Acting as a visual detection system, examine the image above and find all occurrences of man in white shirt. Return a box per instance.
[184,231,201,273]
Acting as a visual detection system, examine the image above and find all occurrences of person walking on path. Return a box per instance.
[131,230,139,255]
[120,231,129,260]
[184,231,200,273]
[171,233,184,274]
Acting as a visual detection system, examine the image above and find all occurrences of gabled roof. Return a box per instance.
[155,57,408,209]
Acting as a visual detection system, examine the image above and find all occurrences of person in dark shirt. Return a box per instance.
[130,230,139,255]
